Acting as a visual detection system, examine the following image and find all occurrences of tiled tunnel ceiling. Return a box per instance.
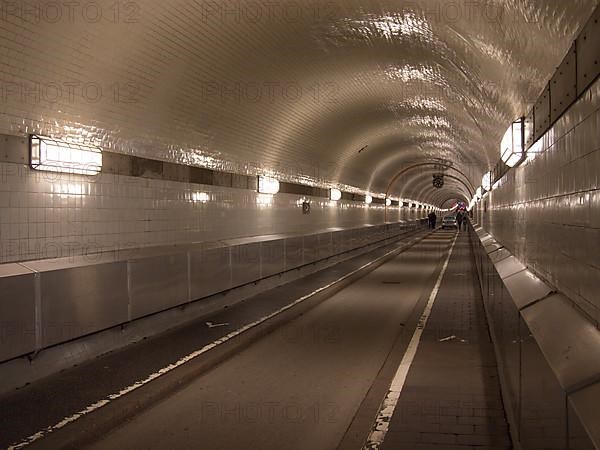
[0,0,596,202]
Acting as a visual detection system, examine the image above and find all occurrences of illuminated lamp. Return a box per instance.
[30,135,102,175]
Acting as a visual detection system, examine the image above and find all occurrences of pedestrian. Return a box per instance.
[456,211,464,231]
[461,212,468,231]
[428,211,437,229]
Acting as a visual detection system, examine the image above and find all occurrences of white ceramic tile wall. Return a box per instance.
[0,164,425,264]
[0,1,592,196]
[479,78,600,324]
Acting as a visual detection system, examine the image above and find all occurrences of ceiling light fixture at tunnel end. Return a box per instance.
[257,176,280,194]
[30,135,102,175]
[501,118,525,168]
[330,188,342,201]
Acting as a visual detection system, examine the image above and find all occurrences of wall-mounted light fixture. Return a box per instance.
[257,176,280,194]
[192,192,210,203]
[330,188,342,201]
[500,119,524,168]
[475,186,483,200]
[365,195,373,204]
[482,171,493,191]
[302,200,311,215]
[30,135,102,175]
[385,198,392,207]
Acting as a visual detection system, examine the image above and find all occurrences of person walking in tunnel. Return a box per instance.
[428,211,437,229]
[457,210,469,231]
[456,210,465,232]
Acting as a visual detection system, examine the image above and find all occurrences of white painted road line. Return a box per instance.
[7,234,429,450]
[363,233,458,450]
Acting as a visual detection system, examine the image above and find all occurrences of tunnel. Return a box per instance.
[0,1,599,449]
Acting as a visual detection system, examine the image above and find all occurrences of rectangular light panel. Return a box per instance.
[30,135,102,175]
[257,175,280,194]
[500,119,524,168]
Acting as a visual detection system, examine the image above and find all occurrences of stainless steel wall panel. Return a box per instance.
[485,241,503,254]
[355,228,368,247]
[480,261,490,306]
[534,86,552,142]
[189,243,232,301]
[317,232,334,260]
[260,239,285,278]
[284,237,304,271]
[569,382,600,449]
[586,149,600,191]
[591,190,600,230]
[128,253,189,320]
[358,226,370,243]
[519,316,568,450]
[525,110,536,149]
[468,225,596,449]
[0,219,425,373]
[503,270,554,310]
[495,256,527,279]
[384,225,394,239]
[550,44,578,123]
[344,230,358,251]
[583,223,600,269]
[349,228,363,249]
[335,229,351,253]
[496,286,521,437]
[302,234,320,265]
[521,294,600,391]
[39,263,129,347]
[568,401,596,450]
[328,230,349,256]
[577,7,600,96]
[489,248,512,264]
[480,234,494,245]
[0,264,37,362]
[365,225,378,239]
[230,243,261,287]
[579,263,600,324]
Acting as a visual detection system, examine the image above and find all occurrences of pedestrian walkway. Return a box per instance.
[381,233,511,449]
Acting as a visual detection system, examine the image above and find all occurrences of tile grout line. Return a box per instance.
[362,233,459,450]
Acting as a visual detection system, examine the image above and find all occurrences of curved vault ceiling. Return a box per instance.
[0,0,597,205]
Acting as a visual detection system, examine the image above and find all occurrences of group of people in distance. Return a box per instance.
[427,210,468,231]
